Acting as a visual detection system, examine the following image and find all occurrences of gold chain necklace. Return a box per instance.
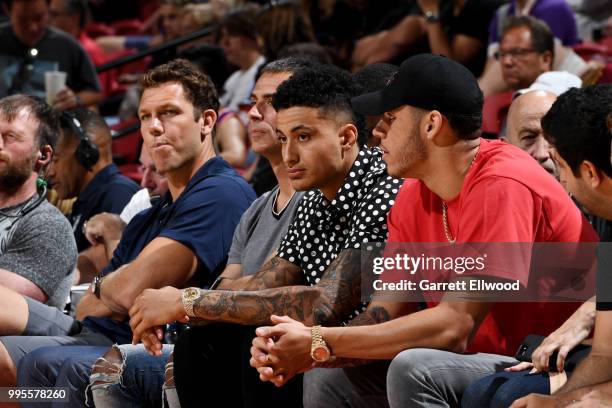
[442,146,479,244]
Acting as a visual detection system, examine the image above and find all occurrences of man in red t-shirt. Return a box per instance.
[249,54,597,408]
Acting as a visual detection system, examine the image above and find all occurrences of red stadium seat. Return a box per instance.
[111,119,142,183]
[482,91,514,137]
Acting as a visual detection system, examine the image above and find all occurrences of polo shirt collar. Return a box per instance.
[163,156,232,206]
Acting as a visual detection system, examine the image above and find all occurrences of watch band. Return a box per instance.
[424,10,440,22]
[310,325,331,362]
[93,274,105,299]
[181,287,201,318]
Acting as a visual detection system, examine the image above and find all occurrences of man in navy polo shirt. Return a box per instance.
[48,108,139,252]
[0,59,255,400]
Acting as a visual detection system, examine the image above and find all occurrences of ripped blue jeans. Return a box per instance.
[90,344,174,408]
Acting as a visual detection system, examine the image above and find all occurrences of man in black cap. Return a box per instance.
[249,54,597,407]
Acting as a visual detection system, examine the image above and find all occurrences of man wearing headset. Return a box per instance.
[0,94,77,309]
[48,108,139,252]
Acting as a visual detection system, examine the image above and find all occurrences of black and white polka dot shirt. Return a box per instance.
[277,147,402,321]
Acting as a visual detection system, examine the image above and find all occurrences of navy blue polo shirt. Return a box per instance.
[69,163,139,252]
[83,157,256,343]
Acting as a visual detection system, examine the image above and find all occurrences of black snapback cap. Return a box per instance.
[351,54,483,117]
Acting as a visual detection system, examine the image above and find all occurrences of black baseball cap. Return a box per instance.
[351,54,483,117]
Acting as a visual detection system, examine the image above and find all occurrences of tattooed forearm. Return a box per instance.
[312,248,363,326]
[242,257,305,291]
[191,249,366,327]
[192,286,321,326]
[318,306,392,369]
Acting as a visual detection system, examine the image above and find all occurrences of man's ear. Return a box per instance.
[339,123,358,151]
[36,145,53,172]
[423,110,443,141]
[541,51,554,71]
[200,109,218,141]
[580,160,602,188]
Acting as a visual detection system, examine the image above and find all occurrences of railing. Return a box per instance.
[97,25,216,73]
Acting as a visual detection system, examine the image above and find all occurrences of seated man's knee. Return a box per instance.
[90,346,123,386]
[388,349,436,383]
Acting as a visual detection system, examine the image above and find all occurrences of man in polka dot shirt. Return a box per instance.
[125,62,401,407]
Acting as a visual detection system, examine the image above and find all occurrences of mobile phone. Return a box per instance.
[515,334,591,372]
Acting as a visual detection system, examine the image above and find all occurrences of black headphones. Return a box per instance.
[61,111,99,170]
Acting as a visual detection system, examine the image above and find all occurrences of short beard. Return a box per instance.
[0,150,37,194]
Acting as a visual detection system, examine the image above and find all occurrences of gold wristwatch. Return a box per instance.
[181,287,201,318]
[310,325,331,362]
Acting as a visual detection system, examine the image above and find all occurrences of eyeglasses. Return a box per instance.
[494,48,538,60]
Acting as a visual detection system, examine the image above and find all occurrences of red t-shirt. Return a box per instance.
[387,139,598,356]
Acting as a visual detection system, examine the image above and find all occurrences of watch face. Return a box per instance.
[184,288,199,300]
[312,346,330,362]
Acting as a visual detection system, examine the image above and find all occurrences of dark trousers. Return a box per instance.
[174,323,303,408]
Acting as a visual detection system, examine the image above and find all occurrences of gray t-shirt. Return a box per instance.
[0,197,77,308]
[227,187,303,275]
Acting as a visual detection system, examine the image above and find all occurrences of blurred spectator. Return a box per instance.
[217,7,265,110]
[0,0,102,109]
[179,3,216,40]
[147,0,191,68]
[504,90,558,175]
[567,0,612,41]
[0,94,77,308]
[480,11,599,96]
[352,62,399,147]
[47,0,115,96]
[497,16,554,91]
[277,42,332,65]
[256,0,316,62]
[489,0,579,47]
[351,0,504,75]
[48,108,139,252]
[120,146,169,224]
[49,0,104,64]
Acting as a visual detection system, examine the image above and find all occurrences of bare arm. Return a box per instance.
[0,268,47,303]
[425,18,484,66]
[321,295,491,360]
[478,57,511,98]
[85,212,126,262]
[556,310,612,393]
[216,116,247,168]
[100,237,198,314]
[77,245,109,284]
[192,249,364,326]
[75,285,119,321]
